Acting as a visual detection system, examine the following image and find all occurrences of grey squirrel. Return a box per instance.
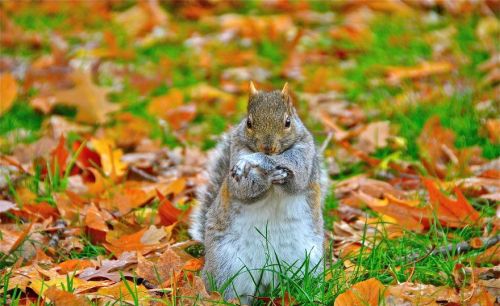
[189,82,327,303]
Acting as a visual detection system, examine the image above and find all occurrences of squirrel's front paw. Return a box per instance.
[270,166,291,184]
[231,158,256,182]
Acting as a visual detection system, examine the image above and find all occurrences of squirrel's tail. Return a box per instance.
[189,134,231,242]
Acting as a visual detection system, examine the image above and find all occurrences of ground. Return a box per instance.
[0,1,499,305]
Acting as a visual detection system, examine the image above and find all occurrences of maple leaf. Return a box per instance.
[423,178,481,227]
[54,70,118,124]
[0,72,18,115]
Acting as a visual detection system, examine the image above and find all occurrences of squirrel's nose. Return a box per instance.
[261,145,277,155]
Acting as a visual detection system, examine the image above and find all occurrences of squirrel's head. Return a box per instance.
[242,82,305,155]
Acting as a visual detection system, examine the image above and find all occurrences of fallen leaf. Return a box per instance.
[357,121,390,153]
[334,278,385,306]
[423,178,481,227]
[385,282,459,305]
[57,259,94,274]
[112,0,167,38]
[95,280,150,304]
[0,72,18,115]
[0,223,33,254]
[485,119,500,144]
[91,138,127,178]
[45,286,89,306]
[50,135,69,177]
[0,200,17,213]
[54,70,118,124]
[386,61,453,84]
[79,252,136,282]
[104,227,168,256]
[475,244,500,265]
[136,247,184,285]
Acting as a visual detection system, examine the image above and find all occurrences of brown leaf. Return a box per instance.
[385,282,458,305]
[54,70,118,124]
[475,244,500,265]
[79,251,136,282]
[357,121,391,153]
[136,247,184,285]
[0,223,33,254]
[0,72,18,115]
[334,278,385,306]
[95,280,151,304]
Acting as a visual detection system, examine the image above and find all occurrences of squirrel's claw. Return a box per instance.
[231,159,253,181]
[270,167,290,184]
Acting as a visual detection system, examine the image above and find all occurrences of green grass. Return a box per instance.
[201,215,495,305]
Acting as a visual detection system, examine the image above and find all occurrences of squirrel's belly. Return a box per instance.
[227,189,323,270]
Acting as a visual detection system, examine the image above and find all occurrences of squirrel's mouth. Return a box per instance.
[258,144,280,155]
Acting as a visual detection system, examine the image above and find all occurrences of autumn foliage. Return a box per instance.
[0,0,499,305]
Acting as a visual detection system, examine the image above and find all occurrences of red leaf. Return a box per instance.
[158,197,182,226]
[51,135,69,176]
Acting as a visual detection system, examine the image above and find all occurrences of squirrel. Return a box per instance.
[189,82,327,303]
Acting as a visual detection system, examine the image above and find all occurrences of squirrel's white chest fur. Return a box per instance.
[216,187,323,296]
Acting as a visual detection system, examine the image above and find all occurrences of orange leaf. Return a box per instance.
[104,227,167,256]
[423,178,481,227]
[335,278,385,306]
[0,72,18,115]
[183,258,204,272]
[386,61,453,84]
[165,104,197,130]
[45,286,89,305]
[148,89,184,115]
[58,259,94,274]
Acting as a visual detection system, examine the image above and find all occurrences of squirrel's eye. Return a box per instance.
[285,116,291,128]
[246,118,252,129]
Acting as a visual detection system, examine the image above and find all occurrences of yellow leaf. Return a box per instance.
[54,70,118,124]
[0,73,18,115]
[91,138,127,177]
[30,275,111,296]
[96,280,150,304]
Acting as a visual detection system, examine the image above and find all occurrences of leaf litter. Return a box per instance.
[0,0,499,305]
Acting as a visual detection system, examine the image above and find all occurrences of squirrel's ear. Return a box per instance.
[249,81,258,96]
[281,82,289,96]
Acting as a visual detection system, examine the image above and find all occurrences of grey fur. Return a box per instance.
[189,89,327,301]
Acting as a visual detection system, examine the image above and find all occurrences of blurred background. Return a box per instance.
[0,1,499,304]
[1,0,498,164]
